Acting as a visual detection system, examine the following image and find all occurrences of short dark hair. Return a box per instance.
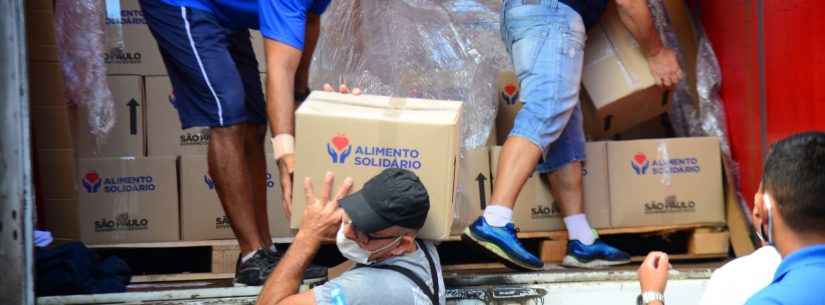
[762,132,825,234]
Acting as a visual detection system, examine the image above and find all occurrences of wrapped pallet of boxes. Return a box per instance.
[607,137,725,227]
[581,3,670,138]
[291,91,462,240]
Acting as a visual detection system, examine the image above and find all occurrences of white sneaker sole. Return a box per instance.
[463,228,545,271]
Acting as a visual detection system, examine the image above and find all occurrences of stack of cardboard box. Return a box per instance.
[31,0,275,244]
[35,0,722,244]
[484,1,724,231]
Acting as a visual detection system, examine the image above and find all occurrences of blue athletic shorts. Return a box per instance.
[140,0,266,129]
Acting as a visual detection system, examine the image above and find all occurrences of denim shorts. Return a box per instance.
[502,0,587,173]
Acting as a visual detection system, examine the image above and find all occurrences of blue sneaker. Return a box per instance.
[463,217,544,271]
[561,239,631,269]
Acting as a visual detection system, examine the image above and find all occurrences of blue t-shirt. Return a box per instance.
[160,0,332,49]
[745,244,825,305]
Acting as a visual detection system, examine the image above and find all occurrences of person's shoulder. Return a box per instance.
[744,287,784,305]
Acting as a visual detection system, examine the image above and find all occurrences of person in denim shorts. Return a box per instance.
[464,0,683,270]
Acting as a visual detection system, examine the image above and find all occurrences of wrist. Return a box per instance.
[645,45,664,59]
[295,230,323,248]
[272,134,295,161]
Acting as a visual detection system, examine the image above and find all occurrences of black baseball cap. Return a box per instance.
[340,168,430,234]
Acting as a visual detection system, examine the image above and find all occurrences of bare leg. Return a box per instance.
[547,161,584,217]
[490,136,543,208]
[246,124,272,250]
[209,123,262,255]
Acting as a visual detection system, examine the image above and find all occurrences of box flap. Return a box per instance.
[297,91,462,124]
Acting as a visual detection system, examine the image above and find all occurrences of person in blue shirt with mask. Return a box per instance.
[744,132,825,305]
[139,0,332,286]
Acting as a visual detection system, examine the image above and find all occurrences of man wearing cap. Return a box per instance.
[257,168,446,305]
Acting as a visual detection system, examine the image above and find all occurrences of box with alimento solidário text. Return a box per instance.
[581,2,669,137]
[489,143,611,232]
[105,0,267,75]
[607,137,724,227]
[76,157,179,244]
[71,75,145,157]
[145,75,274,156]
[179,154,291,241]
[291,91,462,240]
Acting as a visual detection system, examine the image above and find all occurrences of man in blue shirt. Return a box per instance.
[139,0,331,286]
[745,132,825,305]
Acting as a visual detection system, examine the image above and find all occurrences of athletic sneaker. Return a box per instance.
[561,239,631,269]
[234,249,277,286]
[233,248,329,287]
[463,217,544,271]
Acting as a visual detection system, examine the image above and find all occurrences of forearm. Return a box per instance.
[256,232,322,305]
[615,0,664,57]
[295,14,321,94]
[264,40,303,136]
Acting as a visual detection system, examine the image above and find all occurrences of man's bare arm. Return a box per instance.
[255,232,321,305]
[295,13,321,96]
[264,40,302,137]
[614,0,682,87]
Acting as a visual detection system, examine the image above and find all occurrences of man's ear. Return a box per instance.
[390,234,416,256]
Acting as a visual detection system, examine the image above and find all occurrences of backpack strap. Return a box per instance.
[354,240,440,305]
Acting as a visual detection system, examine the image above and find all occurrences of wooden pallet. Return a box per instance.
[443,223,730,271]
[87,238,293,283]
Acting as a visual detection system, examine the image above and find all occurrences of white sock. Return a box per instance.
[241,249,260,263]
[483,205,513,227]
[564,214,596,245]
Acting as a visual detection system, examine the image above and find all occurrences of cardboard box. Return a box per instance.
[490,142,611,232]
[145,75,273,156]
[31,107,74,150]
[607,137,724,227]
[106,0,267,75]
[36,149,77,199]
[582,2,669,137]
[29,62,67,107]
[495,70,522,145]
[291,91,462,240]
[76,157,179,243]
[71,76,145,157]
[451,147,492,235]
[179,154,291,240]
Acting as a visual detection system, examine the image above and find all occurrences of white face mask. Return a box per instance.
[336,223,402,265]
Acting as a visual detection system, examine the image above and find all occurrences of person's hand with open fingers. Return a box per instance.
[298,172,354,243]
[638,251,670,294]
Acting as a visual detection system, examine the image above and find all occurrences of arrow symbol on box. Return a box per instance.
[476,173,488,210]
[127,98,139,135]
